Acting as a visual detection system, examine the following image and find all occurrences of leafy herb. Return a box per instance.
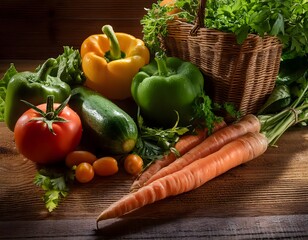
[192,92,222,134]
[37,46,86,86]
[0,64,18,121]
[134,109,189,167]
[141,0,308,59]
[193,92,240,133]
[258,56,308,146]
[257,85,291,114]
[141,3,176,55]
[34,167,75,212]
[134,138,164,167]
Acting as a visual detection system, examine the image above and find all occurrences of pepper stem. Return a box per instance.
[102,25,122,61]
[155,53,169,76]
[36,58,57,81]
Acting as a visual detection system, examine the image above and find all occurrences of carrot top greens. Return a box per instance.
[258,56,308,146]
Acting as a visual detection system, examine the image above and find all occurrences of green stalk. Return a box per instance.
[102,25,122,61]
[155,53,169,76]
[260,80,308,146]
[45,95,55,120]
[36,58,57,82]
[265,112,294,146]
[260,107,290,131]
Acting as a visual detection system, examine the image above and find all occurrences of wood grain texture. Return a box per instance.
[1,215,307,239]
[0,0,156,59]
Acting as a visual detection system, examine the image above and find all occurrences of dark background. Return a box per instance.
[0,0,156,59]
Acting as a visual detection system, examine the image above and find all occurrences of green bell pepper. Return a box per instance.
[4,58,71,131]
[131,54,204,127]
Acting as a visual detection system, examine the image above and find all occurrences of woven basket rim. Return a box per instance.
[167,19,283,43]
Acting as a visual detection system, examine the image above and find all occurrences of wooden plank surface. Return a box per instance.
[1,215,307,239]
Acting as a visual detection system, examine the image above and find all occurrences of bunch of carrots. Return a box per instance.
[96,114,268,225]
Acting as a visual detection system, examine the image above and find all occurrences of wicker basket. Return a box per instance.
[161,0,283,116]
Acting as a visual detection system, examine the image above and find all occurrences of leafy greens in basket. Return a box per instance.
[141,0,308,60]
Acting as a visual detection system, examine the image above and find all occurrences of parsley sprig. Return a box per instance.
[133,109,189,167]
[192,92,240,133]
[34,167,74,212]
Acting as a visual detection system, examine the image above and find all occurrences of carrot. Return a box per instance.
[144,114,261,186]
[96,131,268,223]
[130,120,227,192]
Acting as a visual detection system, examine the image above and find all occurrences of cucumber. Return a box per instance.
[69,86,138,155]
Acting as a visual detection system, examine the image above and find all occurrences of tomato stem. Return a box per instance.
[20,95,71,134]
[46,95,55,120]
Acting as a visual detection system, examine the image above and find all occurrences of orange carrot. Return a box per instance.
[144,114,261,186]
[96,131,268,222]
[130,120,227,192]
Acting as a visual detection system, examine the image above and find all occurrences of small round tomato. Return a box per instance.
[65,150,97,168]
[124,154,143,175]
[75,162,95,183]
[93,157,118,176]
[14,97,82,165]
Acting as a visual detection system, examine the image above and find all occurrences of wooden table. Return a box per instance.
[1,61,308,239]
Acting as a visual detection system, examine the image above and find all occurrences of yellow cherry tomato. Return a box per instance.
[124,154,143,175]
[75,162,95,183]
[65,150,97,168]
[93,157,118,176]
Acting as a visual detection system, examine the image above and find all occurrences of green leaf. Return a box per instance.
[235,25,250,44]
[142,0,308,58]
[34,172,48,187]
[258,84,291,114]
[134,137,164,166]
[0,63,18,121]
[51,176,67,191]
[270,13,285,35]
[34,167,74,212]
[50,46,85,86]
[0,64,18,88]
[134,108,190,167]
[193,92,223,134]
[258,56,308,146]
[44,190,60,212]
[277,56,308,85]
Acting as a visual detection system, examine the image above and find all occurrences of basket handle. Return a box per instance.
[190,0,206,36]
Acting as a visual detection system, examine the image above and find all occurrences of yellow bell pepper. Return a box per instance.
[80,25,150,100]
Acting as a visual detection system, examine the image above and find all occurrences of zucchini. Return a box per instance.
[69,86,138,155]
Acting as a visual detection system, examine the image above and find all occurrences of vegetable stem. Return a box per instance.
[155,53,169,76]
[259,74,308,146]
[45,95,55,120]
[36,58,57,82]
[102,25,122,61]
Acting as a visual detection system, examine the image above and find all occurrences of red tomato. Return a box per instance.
[14,103,82,164]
